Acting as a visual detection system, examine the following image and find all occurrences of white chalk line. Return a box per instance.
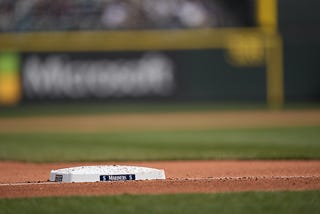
[0,175,319,187]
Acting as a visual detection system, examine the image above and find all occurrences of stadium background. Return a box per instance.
[0,0,319,108]
[0,0,320,213]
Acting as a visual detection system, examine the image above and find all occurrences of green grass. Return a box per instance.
[1,102,319,118]
[1,191,319,214]
[0,126,319,162]
[0,102,270,118]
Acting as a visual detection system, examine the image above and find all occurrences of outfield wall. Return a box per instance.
[20,49,265,102]
[0,29,280,106]
[279,0,320,102]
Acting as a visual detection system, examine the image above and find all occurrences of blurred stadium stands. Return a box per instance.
[0,0,253,32]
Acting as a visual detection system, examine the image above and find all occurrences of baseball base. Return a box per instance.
[50,165,166,183]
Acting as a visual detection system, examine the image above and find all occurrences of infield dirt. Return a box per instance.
[0,110,320,133]
[1,160,320,198]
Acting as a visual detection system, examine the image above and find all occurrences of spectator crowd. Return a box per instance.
[0,0,243,32]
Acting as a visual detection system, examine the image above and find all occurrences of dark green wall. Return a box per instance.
[21,51,266,102]
[279,0,320,101]
[172,50,265,101]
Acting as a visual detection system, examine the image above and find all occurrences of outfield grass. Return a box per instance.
[1,191,319,214]
[0,102,270,118]
[0,126,319,162]
[1,102,319,118]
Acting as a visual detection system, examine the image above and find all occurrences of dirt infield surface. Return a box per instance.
[1,160,320,198]
[1,110,320,133]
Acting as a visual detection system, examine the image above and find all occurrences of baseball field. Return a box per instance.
[0,103,320,213]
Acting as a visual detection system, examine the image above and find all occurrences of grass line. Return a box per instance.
[1,126,319,162]
[1,191,320,214]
